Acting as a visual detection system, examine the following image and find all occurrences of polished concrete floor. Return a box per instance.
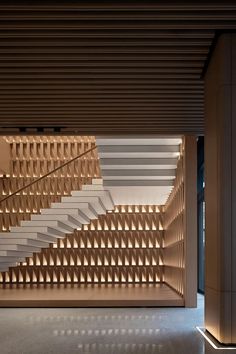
[0,294,235,354]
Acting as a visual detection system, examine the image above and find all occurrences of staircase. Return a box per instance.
[0,179,114,273]
[96,136,181,205]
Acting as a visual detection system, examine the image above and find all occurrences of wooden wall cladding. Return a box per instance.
[163,155,184,296]
[0,136,100,232]
[0,206,163,285]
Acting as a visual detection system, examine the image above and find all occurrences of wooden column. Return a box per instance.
[205,33,236,344]
[183,136,197,307]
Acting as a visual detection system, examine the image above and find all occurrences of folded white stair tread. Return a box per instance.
[0,262,18,267]
[0,249,32,257]
[20,220,73,233]
[61,196,106,214]
[51,201,90,208]
[51,202,98,219]
[0,268,9,272]
[0,257,25,263]
[41,208,89,224]
[0,232,61,242]
[92,179,103,185]
[10,226,65,237]
[82,184,104,191]
[31,214,82,229]
[0,180,116,273]
[0,244,40,252]
[71,190,114,210]
[0,263,18,271]
[0,238,49,247]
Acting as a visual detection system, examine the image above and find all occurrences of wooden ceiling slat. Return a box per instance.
[0,21,235,30]
[0,30,215,39]
[0,54,207,60]
[0,61,205,68]
[0,39,212,46]
[0,93,203,97]
[2,1,235,135]
[0,68,203,74]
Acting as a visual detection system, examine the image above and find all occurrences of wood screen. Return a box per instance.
[163,156,184,296]
[0,136,163,286]
[163,137,197,306]
[0,136,100,232]
[0,206,163,285]
[0,135,196,307]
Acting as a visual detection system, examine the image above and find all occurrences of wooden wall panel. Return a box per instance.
[0,137,10,174]
[0,206,163,285]
[0,135,196,304]
[0,136,100,232]
[163,156,184,296]
[163,136,197,306]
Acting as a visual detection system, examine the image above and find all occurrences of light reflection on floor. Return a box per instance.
[0,294,235,354]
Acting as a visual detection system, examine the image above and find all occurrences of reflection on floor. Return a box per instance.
[0,294,234,354]
[0,283,184,307]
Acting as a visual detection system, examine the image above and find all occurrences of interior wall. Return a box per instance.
[0,205,163,285]
[163,155,184,297]
[163,137,197,307]
[0,136,164,286]
[0,136,100,232]
[0,135,197,307]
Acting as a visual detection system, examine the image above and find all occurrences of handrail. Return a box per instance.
[0,145,97,204]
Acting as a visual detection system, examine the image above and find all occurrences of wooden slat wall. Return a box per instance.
[0,134,197,305]
[163,156,184,296]
[0,137,163,286]
[163,137,197,306]
[0,136,100,231]
[0,205,163,285]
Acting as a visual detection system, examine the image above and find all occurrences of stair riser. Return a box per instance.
[40,210,89,224]
[51,204,98,219]
[0,233,59,243]
[0,257,25,263]
[0,262,17,268]
[71,191,114,210]
[21,225,73,234]
[0,239,49,248]
[10,227,64,237]
[0,251,33,257]
[31,215,81,229]
[21,220,73,233]
[0,246,41,253]
[82,185,104,191]
[61,199,106,215]
[42,213,88,224]
[0,268,8,272]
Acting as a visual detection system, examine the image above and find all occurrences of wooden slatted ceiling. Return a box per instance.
[0,1,235,135]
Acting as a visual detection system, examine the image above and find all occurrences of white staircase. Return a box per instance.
[0,179,114,273]
[96,136,181,205]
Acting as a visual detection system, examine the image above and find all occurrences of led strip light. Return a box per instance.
[196,327,236,350]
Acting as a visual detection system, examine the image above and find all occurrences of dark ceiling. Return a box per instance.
[0,1,236,135]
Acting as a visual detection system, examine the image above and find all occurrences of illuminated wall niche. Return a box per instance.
[0,205,163,285]
[0,136,163,286]
[163,154,184,296]
[0,136,100,232]
[0,136,194,295]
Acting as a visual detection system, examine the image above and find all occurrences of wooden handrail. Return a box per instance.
[0,145,97,204]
